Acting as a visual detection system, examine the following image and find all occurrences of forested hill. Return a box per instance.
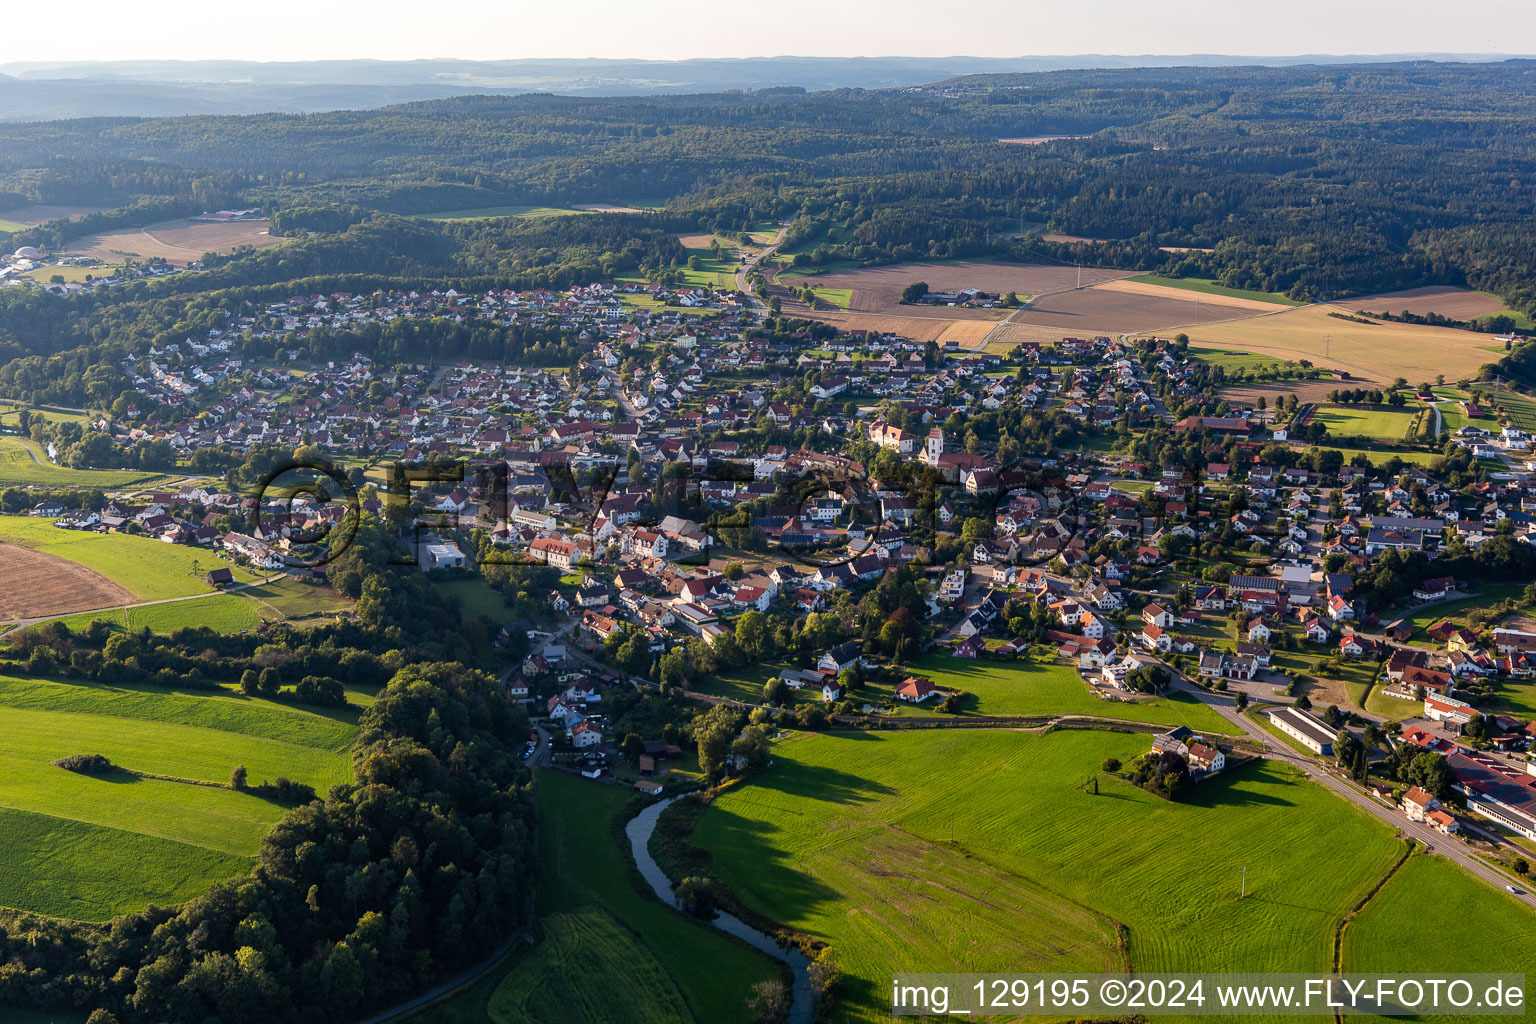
[5,61,1536,313]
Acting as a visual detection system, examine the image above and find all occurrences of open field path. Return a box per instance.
[0,576,278,629]
[1168,671,1536,912]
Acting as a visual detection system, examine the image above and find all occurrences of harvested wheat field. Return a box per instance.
[0,204,102,227]
[798,311,966,343]
[572,203,648,213]
[66,218,284,266]
[0,543,132,620]
[983,322,1093,353]
[935,321,998,348]
[1219,380,1347,407]
[1142,304,1499,385]
[1095,279,1291,313]
[782,260,1135,318]
[1347,286,1511,320]
[1007,284,1283,336]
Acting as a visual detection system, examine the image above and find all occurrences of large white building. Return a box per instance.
[1267,707,1335,755]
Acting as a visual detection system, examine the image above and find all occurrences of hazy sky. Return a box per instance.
[3,0,1532,63]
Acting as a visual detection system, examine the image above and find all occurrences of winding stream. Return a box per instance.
[626,796,814,1024]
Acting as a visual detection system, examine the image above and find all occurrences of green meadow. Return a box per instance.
[1188,347,1299,374]
[0,672,354,920]
[677,247,740,289]
[898,653,1241,732]
[1342,853,1536,1024]
[0,438,160,489]
[0,515,259,601]
[1314,405,1418,441]
[414,769,778,1024]
[437,576,511,620]
[694,729,1424,1024]
[0,807,254,921]
[49,593,264,634]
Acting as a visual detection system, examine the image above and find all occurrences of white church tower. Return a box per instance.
[923,427,944,466]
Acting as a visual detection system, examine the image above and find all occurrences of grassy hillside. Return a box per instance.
[897,653,1242,732]
[49,593,264,634]
[0,438,161,489]
[0,806,254,921]
[0,516,258,601]
[694,729,1410,1024]
[0,672,355,920]
[414,770,778,1024]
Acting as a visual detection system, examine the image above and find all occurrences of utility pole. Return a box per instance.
[1241,866,1247,899]
[1077,263,1082,289]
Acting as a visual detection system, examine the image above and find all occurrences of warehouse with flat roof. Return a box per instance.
[1267,706,1335,755]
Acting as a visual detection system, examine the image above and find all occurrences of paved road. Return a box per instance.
[600,367,644,422]
[1169,673,1536,912]
[734,223,789,314]
[352,927,532,1024]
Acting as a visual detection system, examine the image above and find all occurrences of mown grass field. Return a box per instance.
[694,729,1409,1024]
[1129,274,1305,306]
[0,672,354,920]
[1490,386,1536,432]
[0,437,160,488]
[0,516,258,601]
[240,576,353,620]
[1188,346,1303,374]
[899,653,1241,733]
[0,674,359,750]
[696,655,1238,734]
[1342,853,1536,1023]
[49,593,264,634]
[1314,404,1418,441]
[0,806,254,922]
[798,286,852,310]
[415,770,777,1024]
[677,247,740,289]
[0,403,92,427]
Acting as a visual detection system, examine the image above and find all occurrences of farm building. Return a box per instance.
[1267,707,1335,755]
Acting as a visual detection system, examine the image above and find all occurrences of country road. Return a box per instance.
[0,576,276,629]
[352,927,533,1024]
[735,223,789,314]
[1170,674,1536,912]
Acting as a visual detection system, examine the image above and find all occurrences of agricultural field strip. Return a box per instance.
[0,805,256,923]
[0,674,358,750]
